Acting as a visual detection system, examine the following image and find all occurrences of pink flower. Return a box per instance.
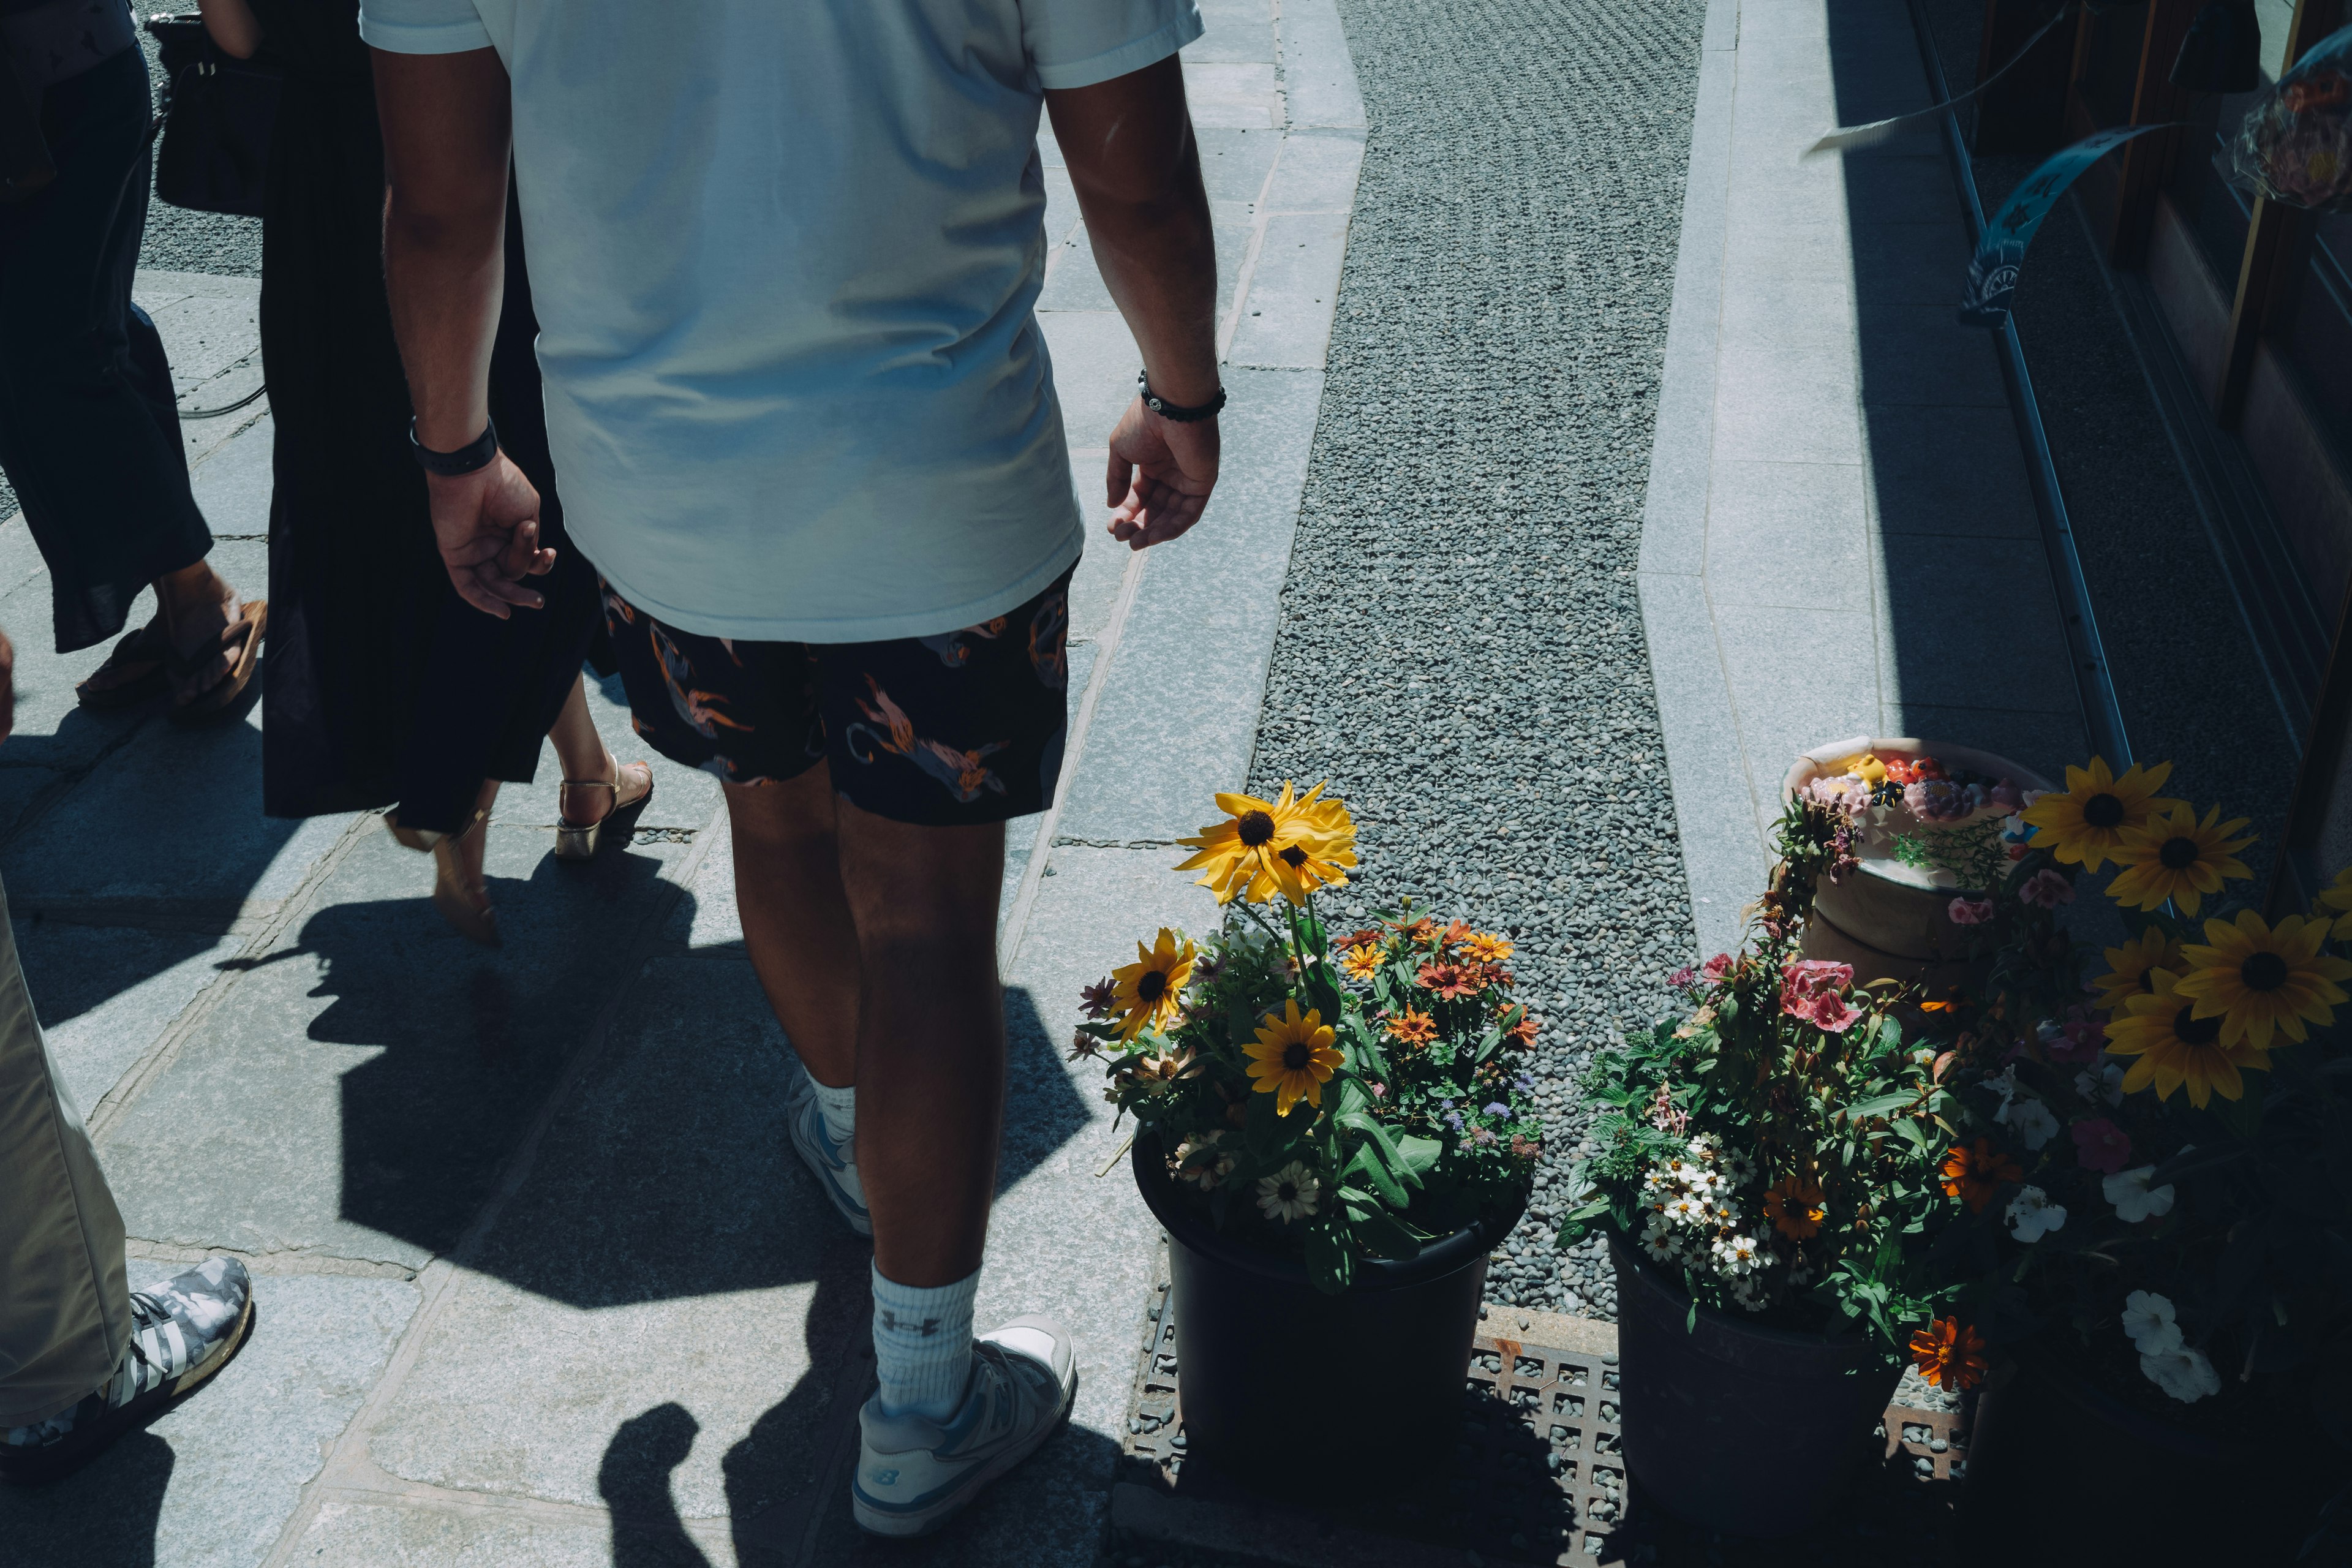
[1700,952,1734,983]
[2018,869,2075,909]
[2071,1117,2131,1174]
[2038,1011,2105,1065]
[1947,897,1996,926]
[1779,959,1859,1033]
[1667,965,1697,989]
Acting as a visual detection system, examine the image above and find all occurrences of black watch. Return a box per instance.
[410,417,500,477]
[1137,371,1226,423]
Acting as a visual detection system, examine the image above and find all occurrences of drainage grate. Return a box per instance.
[1118,1259,1970,1566]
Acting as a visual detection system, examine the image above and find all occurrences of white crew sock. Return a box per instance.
[809,1076,857,1152]
[872,1262,977,1423]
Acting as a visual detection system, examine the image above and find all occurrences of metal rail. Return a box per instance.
[1904,0,2135,769]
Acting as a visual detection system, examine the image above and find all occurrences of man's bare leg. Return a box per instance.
[723,767,1004,1281]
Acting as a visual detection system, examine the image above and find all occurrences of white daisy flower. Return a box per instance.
[1255,1162,1319,1223]
[1721,1150,1758,1185]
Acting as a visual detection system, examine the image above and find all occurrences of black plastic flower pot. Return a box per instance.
[1959,1346,2325,1562]
[1132,1131,1525,1496]
[1609,1233,1900,1539]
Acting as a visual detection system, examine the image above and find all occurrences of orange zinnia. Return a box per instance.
[1417,960,1481,1001]
[1440,919,1476,951]
[1763,1175,1826,1239]
[1938,1138,2022,1212]
[1385,1007,1438,1046]
[1464,930,1515,964]
[1907,1317,1988,1391]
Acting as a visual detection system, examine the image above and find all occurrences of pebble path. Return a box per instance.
[1245,0,1711,1319]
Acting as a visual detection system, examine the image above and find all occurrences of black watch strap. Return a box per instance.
[410,417,500,477]
[1136,371,1226,423]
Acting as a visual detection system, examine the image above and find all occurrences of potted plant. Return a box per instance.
[1078,782,1541,1493]
[1781,735,2046,993]
[1918,756,2351,1560]
[1556,791,1966,1537]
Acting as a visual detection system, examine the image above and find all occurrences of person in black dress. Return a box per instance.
[198,0,650,945]
[0,0,264,721]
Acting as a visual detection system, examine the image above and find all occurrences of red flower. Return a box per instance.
[1779,959,1858,1033]
[2071,1117,2131,1174]
[1700,952,1735,982]
[1417,960,1480,1001]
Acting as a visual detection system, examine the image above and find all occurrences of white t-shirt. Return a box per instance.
[359,0,1202,642]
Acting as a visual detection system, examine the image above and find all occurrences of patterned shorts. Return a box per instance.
[598,568,1074,826]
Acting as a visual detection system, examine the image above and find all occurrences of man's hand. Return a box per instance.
[426,453,556,617]
[1106,399,1218,549]
[0,626,17,745]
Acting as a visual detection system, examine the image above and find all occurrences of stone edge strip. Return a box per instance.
[1635,0,1766,965]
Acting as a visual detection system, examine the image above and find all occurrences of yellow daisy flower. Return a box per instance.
[1110,928,1194,1041]
[2092,927,2185,1014]
[1339,942,1384,981]
[2174,911,2352,1050]
[1463,931,1515,965]
[2105,804,2255,914]
[1243,1000,1344,1117]
[2021,758,2185,871]
[2106,968,2271,1107]
[1174,781,1357,907]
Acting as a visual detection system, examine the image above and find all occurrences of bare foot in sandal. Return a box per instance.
[157,562,267,725]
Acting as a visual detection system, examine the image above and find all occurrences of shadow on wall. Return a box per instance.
[1820,0,2090,784]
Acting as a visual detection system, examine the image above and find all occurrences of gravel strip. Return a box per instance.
[1244,0,1709,1319]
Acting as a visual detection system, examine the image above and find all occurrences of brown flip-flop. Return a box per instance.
[167,599,268,726]
[76,618,171,710]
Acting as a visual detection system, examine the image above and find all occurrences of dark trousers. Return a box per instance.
[0,47,211,654]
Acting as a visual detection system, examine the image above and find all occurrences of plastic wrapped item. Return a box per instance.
[2230,20,2352,212]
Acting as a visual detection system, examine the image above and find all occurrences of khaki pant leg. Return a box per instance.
[0,880,129,1428]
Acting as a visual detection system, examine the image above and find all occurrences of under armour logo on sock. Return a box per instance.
[878,1310,941,1336]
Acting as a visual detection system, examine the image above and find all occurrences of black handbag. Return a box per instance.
[142,12,280,217]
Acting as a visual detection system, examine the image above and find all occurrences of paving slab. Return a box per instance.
[21,919,246,1116]
[367,956,867,1518]
[95,824,692,1265]
[287,1498,731,1568]
[0,1268,420,1568]
[1224,211,1352,369]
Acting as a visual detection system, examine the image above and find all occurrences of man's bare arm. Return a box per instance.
[1046,58,1220,549]
[373,47,552,615]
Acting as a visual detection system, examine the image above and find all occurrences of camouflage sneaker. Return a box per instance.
[0,1257,254,1485]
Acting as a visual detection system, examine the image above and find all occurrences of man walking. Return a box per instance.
[360,0,1221,1536]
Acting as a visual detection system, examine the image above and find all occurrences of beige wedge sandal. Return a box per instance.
[555,760,655,861]
[387,807,500,948]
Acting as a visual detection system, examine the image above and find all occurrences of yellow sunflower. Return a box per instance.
[2021,758,2185,870]
[2093,927,2186,1013]
[1174,781,1357,907]
[2174,910,2352,1050]
[1243,1000,1344,1116]
[2318,867,2352,939]
[2104,804,2255,914]
[1110,928,1195,1041]
[2107,968,2271,1106]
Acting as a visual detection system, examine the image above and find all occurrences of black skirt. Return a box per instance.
[258,60,598,832]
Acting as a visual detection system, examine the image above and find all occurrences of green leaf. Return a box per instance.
[1345,1143,1408,1207]
[1305,1221,1355,1295]
[1396,1134,1442,1177]
[1340,1109,1420,1188]
[1352,1205,1423,1261]
[1844,1091,1919,1120]
[1474,1023,1507,1065]
[1336,1077,1371,1118]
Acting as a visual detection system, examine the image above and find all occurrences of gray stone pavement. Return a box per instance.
[0,7,1365,1564]
[1640,0,2090,960]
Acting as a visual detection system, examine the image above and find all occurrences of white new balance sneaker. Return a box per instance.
[787,1071,870,1237]
[851,1315,1078,1537]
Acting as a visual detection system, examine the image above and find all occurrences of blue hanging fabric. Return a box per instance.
[1957,123,2178,328]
